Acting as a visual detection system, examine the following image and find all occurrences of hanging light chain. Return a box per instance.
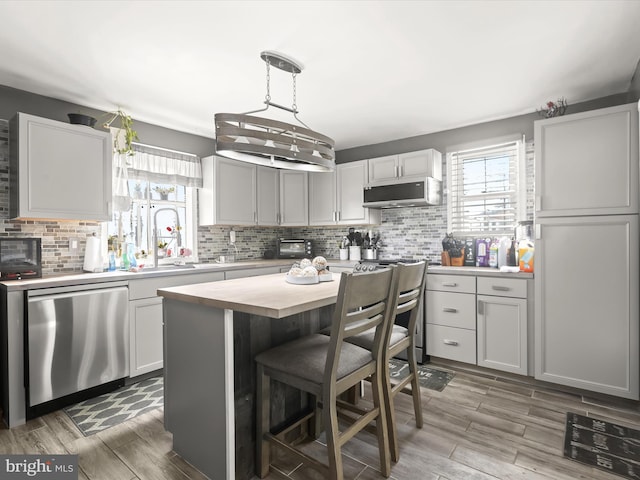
[265,57,271,103]
[291,71,297,112]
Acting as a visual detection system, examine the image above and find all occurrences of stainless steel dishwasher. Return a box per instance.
[26,281,129,408]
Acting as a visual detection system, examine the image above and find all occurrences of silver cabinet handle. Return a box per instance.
[477,300,484,315]
[442,307,458,313]
[491,285,510,291]
[442,282,458,287]
[443,339,458,346]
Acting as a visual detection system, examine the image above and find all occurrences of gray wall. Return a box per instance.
[628,58,640,102]
[336,93,634,163]
[0,85,216,158]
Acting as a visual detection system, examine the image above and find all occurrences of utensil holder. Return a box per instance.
[339,248,349,260]
[349,246,361,261]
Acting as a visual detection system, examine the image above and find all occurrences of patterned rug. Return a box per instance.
[64,376,163,436]
[388,358,454,392]
[564,412,640,479]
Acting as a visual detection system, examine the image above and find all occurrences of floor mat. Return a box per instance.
[64,376,163,436]
[564,412,640,479]
[388,358,454,392]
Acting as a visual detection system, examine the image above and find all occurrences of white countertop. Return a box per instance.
[0,259,359,291]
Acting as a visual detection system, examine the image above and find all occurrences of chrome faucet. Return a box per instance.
[153,207,182,268]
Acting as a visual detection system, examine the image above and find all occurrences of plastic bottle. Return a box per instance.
[518,240,534,272]
[127,242,137,268]
[121,247,130,270]
[488,240,498,268]
[108,250,116,271]
[497,236,510,268]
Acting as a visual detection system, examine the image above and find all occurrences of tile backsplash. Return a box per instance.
[1,117,534,275]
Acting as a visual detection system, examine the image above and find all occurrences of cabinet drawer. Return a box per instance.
[427,274,476,293]
[426,291,476,329]
[129,271,224,300]
[427,324,476,364]
[477,277,527,298]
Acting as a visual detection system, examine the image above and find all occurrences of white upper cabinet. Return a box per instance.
[279,170,308,226]
[309,160,380,225]
[308,170,337,225]
[535,103,639,217]
[10,112,112,221]
[257,166,280,226]
[368,148,442,184]
[199,156,257,225]
[199,156,308,226]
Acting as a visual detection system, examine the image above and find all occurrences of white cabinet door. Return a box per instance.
[129,296,164,377]
[199,156,257,225]
[279,170,308,226]
[257,166,279,226]
[368,149,442,183]
[535,103,639,217]
[398,149,442,180]
[535,215,639,399]
[368,155,398,183]
[309,170,337,225]
[337,160,380,225]
[10,113,112,220]
[477,295,527,375]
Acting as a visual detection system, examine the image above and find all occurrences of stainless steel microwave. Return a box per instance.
[277,239,313,259]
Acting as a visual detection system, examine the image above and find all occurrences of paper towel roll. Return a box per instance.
[83,234,103,272]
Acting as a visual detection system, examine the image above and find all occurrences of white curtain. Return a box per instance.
[112,136,203,188]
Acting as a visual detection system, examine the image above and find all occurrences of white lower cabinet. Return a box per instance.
[129,297,164,377]
[477,277,528,375]
[426,272,532,376]
[128,271,225,377]
[426,274,477,364]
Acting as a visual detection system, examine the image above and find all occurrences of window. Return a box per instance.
[447,138,525,236]
[107,180,196,265]
[106,140,202,266]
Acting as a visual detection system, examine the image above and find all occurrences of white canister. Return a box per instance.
[339,248,349,260]
[349,246,361,261]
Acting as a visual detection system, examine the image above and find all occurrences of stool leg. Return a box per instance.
[324,387,343,480]
[407,345,423,428]
[256,364,271,478]
[384,358,400,463]
[371,370,391,477]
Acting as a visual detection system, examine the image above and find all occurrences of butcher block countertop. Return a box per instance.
[158,271,341,318]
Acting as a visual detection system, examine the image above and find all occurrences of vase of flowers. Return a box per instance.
[154,186,175,200]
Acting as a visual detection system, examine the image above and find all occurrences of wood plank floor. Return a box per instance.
[1,358,639,480]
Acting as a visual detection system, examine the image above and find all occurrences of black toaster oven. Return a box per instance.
[277,239,313,259]
[0,237,42,280]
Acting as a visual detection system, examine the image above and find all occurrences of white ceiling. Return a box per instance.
[0,0,639,151]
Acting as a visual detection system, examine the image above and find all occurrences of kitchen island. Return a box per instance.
[157,272,341,480]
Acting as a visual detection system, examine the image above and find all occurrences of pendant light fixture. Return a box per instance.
[214,51,335,172]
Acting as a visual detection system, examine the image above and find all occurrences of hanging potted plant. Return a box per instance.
[102,108,139,156]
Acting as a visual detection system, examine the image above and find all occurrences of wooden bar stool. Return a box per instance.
[255,268,398,479]
[345,261,426,462]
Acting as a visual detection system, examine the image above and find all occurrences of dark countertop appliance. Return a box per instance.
[0,237,41,280]
[277,239,313,259]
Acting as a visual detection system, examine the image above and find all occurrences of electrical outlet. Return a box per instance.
[69,237,79,255]
[230,229,236,244]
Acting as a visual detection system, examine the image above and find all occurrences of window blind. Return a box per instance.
[448,140,522,236]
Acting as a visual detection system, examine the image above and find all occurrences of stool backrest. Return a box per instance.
[387,261,427,344]
[324,268,398,390]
